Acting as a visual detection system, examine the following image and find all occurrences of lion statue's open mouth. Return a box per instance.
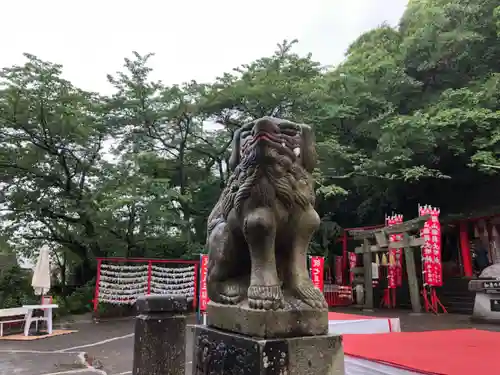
[239,117,303,167]
[206,117,327,319]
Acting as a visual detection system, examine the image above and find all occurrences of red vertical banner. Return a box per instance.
[431,208,442,286]
[394,215,404,287]
[419,206,442,286]
[387,216,396,289]
[310,256,325,292]
[199,255,210,311]
[386,214,404,289]
[334,256,343,285]
[349,252,357,283]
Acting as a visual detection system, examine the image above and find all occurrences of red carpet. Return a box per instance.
[343,329,497,375]
[328,312,380,320]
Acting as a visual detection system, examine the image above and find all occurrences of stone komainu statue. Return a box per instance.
[206,117,327,311]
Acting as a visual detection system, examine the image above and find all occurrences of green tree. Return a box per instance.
[0,54,110,283]
[106,52,229,251]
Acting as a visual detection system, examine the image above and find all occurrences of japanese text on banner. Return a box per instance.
[394,215,403,287]
[387,216,396,289]
[310,256,325,292]
[386,214,403,289]
[199,255,210,311]
[419,206,442,287]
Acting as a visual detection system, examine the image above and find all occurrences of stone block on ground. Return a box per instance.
[469,266,500,323]
[133,295,188,375]
[471,292,500,322]
[190,324,344,375]
[206,299,328,338]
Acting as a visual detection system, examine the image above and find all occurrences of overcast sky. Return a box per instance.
[2,0,408,94]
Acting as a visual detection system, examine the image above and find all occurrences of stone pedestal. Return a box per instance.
[133,295,189,375]
[190,325,344,375]
[469,266,500,323]
[471,291,500,322]
[470,278,500,322]
[207,299,328,338]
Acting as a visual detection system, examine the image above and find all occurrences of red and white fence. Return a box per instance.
[93,258,199,312]
[324,284,353,307]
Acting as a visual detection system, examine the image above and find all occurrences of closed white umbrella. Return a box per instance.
[31,245,51,296]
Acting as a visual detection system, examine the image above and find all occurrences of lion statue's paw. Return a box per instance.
[247,285,284,310]
[293,281,328,309]
[218,280,247,304]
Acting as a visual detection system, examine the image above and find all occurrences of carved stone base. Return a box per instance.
[470,265,500,323]
[206,299,328,338]
[190,325,344,375]
[471,292,500,322]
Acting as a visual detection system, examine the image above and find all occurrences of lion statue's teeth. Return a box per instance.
[293,147,300,156]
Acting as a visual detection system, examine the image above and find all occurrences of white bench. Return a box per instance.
[0,307,28,337]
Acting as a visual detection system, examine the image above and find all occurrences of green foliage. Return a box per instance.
[0,266,36,308]
[63,282,95,314]
[495,6,500,36]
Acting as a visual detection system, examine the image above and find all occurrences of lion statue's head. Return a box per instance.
[217,117,317,220]
[229,117,316,174]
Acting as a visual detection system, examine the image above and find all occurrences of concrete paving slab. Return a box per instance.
[0,319,135,375]
[82,335,134,375]
[0,351,86,375]
[1,319,135,352]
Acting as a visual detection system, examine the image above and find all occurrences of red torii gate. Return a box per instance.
[339,218,476,283]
